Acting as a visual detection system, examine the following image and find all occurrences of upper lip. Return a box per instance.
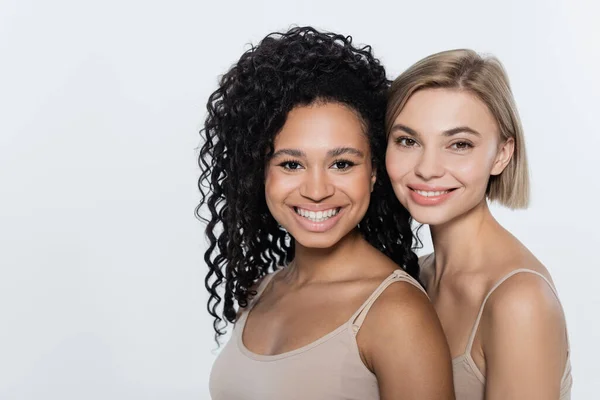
[408,184,457,191]
[291,204,343,211]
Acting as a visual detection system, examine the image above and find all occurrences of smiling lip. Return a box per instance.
[291,205,344,233]
[407,185,457,206]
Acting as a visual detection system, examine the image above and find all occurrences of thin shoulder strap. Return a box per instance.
[350,269,427,336]
[465,268,564,353]
[420,253,435,289]
[246,268,282,310]
[423,253,435,266]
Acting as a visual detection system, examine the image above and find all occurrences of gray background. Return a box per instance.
[1,0,598,398]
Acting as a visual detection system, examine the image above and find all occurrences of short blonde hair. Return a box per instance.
[387,49,529,209]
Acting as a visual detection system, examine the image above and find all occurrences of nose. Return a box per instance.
[299,168,335,201]
[414,148,444,180]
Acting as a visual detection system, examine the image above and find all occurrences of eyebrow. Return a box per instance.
[390,124,419,137]
[390,124,481,137]
[327,146,365,158]
[271,149,305,158]
[270,146,365,159]
[443,126,482,137]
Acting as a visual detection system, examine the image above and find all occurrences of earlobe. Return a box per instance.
[491,138,515,176]
[371,170,377,192]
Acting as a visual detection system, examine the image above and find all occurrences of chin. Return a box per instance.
[293,235,341,249]
[408,207,455,226]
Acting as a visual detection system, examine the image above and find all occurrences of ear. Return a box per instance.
[491,137,514,176]
[370,168,377,192]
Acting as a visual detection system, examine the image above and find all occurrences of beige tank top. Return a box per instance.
[209,268,427,400]
[452,268,573,400]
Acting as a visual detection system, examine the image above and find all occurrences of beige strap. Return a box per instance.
[246,268,283,309]
[351,269,427,335]
[465,268,565,353]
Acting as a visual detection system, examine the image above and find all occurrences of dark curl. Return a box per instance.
[197,26,419,340]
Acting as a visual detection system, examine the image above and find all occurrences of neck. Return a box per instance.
[287,229,367,284]
[429,200,503,278]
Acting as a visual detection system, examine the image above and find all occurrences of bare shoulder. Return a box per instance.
[371,277,432,321]
[478,263,569,397]
[486,242,562,317]
[480,267,568,369]
[236,268,281,317]
[359,277,447,360]
[484,269,565,330]
[250,268,281,293]
[357,278,454,398]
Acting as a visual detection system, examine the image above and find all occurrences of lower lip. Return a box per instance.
[292,208,344,233]
[409,189,455,206]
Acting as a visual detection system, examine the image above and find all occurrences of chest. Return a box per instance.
[210,331,379,400]
[242,283,369,356]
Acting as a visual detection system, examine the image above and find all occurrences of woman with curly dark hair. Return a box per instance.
[199,27,454,399]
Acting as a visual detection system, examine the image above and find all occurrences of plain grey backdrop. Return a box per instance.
[1,0,598,398]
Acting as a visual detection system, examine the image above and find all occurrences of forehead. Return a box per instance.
[275,103,369,150]
[396,88,498,135]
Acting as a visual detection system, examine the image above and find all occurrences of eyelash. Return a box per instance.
[449,141,474,151]
[395,137,474,151]
[395,137,419,148]
[331,159,355,170]
[277,159,303,170]
[276,158,356,171]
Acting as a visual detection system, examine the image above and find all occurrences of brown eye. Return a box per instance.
[278,161,303,170]
[451,141,473,151]
[396,137,418,147]
[332,160,354,170]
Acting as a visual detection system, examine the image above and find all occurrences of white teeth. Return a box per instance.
[415,189,450,197]
[295,207,339,222]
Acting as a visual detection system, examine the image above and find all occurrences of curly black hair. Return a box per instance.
[197,26,419,341]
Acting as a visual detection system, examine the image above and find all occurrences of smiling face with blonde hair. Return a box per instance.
[385,49,529,225]
[386,87,514,225]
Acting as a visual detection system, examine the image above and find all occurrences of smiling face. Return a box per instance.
[385,88,514,226]
[265,102,375,249]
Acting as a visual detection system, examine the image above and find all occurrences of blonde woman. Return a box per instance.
[385,50,572,399]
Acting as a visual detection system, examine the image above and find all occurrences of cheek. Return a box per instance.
[342,171,371,189]
[336,169,372,202]
[264,169,295,203]
[385,148,412,182]
[447,150,497,186]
